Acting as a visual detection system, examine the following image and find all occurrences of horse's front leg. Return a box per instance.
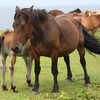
[23,54,33,87]
[1,55,8,91]
[9,53,18,92]
[31,58,41,94]
[51,49,59,93]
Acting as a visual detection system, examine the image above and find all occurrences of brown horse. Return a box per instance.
[48,9,91,17]
[80,9,91,17]
[0,31,34,92]
[74,14,100,36]
[11,6,100,93]
[48,9,81,17]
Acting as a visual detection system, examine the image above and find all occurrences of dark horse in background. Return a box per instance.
[11,6,100,93]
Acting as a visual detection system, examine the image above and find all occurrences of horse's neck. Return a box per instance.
[33,22,44,41]
[96,15,100,24]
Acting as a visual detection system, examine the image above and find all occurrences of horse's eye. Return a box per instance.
[22,25,25,28]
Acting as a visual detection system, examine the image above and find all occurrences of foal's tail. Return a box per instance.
[82,25,100,55]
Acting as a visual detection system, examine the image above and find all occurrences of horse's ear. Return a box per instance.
[0,36,5,41]
[1,36,5,41]
[28,5,34,15]
[15,6,20,12]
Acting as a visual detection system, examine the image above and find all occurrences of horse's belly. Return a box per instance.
[58,45,78,57]
[58,38,79,57]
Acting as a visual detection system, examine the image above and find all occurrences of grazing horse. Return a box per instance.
[0,31,34,92]
[11,6,100,93]
[48,9,91,18]
[48,9,81,17]
[48,8,81,17]
[74,14,100,36]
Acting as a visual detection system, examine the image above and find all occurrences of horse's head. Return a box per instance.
[11,6,33,53]
[84,9,92,17]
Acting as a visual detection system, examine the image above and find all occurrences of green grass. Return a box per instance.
[0,30,100,100]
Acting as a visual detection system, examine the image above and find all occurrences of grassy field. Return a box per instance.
[0,30,100,100]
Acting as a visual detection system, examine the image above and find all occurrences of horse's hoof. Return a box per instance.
[66,79,72,83]
[11,87,18,92]
[31,90,39,94]
[27,80,33,87]
[13,88,18,92]
[2,88,8,91]
[28,83,33,87]
[85,83,92,88]
[2,86,8,91]
[52,91,59,94]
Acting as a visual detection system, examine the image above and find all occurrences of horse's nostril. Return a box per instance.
[15,46,19,50]
[11,45,19,53]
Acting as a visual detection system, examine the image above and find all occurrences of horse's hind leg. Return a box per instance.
[92,28,98,36]
[77,46,92,87]
[9,54,18,92]
[23,55,33,87]
[1,55,8,91]
[64,55,72,82]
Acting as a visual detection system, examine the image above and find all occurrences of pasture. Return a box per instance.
[0,30,100,99]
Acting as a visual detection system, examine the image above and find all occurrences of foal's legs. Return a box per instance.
[9,54,18,92]
[64,55,72,82]
[77,46,92,87]
[22,55,33,86]
[1,54,8,91]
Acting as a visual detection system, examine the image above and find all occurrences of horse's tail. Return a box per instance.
[82,25,100,55]
[0,36,5,54]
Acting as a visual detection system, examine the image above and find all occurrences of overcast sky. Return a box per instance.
[0,0,100,30]
[0,0,100,7]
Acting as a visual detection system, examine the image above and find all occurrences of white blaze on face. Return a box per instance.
[89,13,91,16]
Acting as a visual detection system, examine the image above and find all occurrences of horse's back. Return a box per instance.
[55,15,82,56]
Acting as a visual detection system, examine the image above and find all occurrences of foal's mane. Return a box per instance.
[14,8,49,22]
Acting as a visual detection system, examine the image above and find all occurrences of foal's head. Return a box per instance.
[11,6,33,53]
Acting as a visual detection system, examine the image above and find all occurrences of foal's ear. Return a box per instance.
[15,6,20,12]
[28,5,34,15]
[0,36,5,41]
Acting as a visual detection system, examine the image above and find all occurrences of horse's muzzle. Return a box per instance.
[11,45,20,53]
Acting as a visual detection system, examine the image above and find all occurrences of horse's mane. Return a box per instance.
[4,31,9,35]
[14,8,48,22]
[32,9,48,22]
[68,8,81,14]
[1,31,10,36]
